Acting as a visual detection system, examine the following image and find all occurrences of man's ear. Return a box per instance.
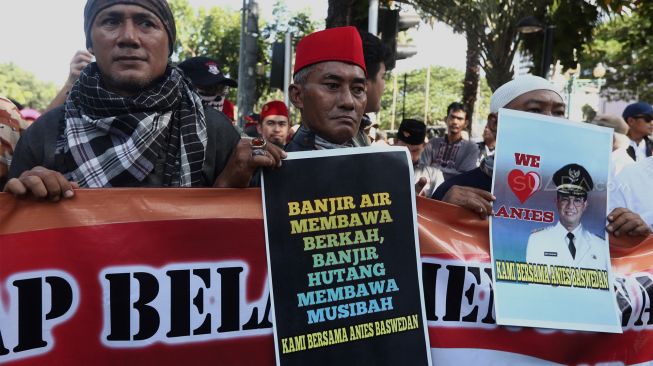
[289,83,304,110]
[626,117,634,126]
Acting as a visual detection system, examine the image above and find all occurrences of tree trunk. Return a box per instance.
[484,59,514,92]
[462,26,480,131]
[326,0,356,28]
[236,0,259,125]
[482,30,516,92]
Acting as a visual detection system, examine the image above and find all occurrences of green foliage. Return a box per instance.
[262,1,317,48]
[581,2,653,101]
[409,0,627,91]
[517,0,632,74]
[257,1,317,109]
[0,63,57,111]
[521,0,600,71]
[409,0,551,90]
[379,66,490,130]
[169,0,317,109]
[169,0,243,81]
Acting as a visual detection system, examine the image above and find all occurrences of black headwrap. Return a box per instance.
[84,0,176,55]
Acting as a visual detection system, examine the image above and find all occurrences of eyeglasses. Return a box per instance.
[558,196,586,207]
[633,114,653,123]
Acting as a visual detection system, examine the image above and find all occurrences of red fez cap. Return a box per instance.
[260,100,289,122]
[293,26,367,76]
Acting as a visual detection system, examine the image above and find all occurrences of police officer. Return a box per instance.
[526,163,607,270]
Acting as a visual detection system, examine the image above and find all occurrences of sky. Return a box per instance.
[0,0,466,87]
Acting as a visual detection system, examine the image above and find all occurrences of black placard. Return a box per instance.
[262,147,432,366]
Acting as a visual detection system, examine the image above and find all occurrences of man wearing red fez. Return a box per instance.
[258,100,290,148]
[286,26,370,151]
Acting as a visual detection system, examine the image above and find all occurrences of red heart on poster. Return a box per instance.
[507,169,541,203]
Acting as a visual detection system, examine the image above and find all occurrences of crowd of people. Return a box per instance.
[1,0,651,245]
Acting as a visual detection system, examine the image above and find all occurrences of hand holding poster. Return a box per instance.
[261,147,432,366]
[490,109,621,333]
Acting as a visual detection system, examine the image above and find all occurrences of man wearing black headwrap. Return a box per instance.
[6,0,285,198]
[394,119,444,197]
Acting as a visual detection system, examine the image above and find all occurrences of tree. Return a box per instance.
[326,0,357,28]
[581,1,653,101]
[408,0,630,92]
[262,1,317,48]
[409,0,551,92]
[169,0,317,110]
[169,0,247,100]
[0,63,57,111]
[256,1,317,109]
[324,0,627,130]
[461,22,480,128]
[379,65,491,130]
[521,0,632,74]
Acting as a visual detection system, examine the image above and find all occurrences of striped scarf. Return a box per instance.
[57,63,207,187]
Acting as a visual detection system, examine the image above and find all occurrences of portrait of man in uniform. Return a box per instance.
[526,163,607,270]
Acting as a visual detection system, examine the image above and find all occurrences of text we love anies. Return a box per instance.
[493,152,554,222]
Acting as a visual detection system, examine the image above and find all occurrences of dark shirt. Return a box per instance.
[285,124,316,152]
[431,167,491,200]
[420,135,478,180]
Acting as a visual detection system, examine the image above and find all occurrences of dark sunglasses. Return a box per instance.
[633,114,653,122]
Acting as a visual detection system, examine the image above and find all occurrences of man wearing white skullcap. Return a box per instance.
[489,74,563,114]
[431,75,650,237]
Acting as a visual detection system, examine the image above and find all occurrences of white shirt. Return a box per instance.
[414,163,444,198]
[612,147,635,176]
[629,139,648,161]
[610,156,653,228]
[526,222,608,270]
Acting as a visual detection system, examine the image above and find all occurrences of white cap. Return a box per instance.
[490,75,563,113]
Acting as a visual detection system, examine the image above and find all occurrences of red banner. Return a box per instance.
[1,189,652,365]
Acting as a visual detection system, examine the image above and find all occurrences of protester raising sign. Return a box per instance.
[490,109,621,333]
[261,147,432,366]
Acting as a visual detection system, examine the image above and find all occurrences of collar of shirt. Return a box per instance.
[629,138,647,160]
[555,221,584,242]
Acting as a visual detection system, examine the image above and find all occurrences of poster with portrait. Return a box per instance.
[490,108,621,333]
[261,146,432,366]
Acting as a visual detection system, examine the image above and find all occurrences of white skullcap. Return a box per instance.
[490,75,563,113]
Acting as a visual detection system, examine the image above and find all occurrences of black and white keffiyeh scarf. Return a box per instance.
[57,64,207,187]
[308,126,368,150]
